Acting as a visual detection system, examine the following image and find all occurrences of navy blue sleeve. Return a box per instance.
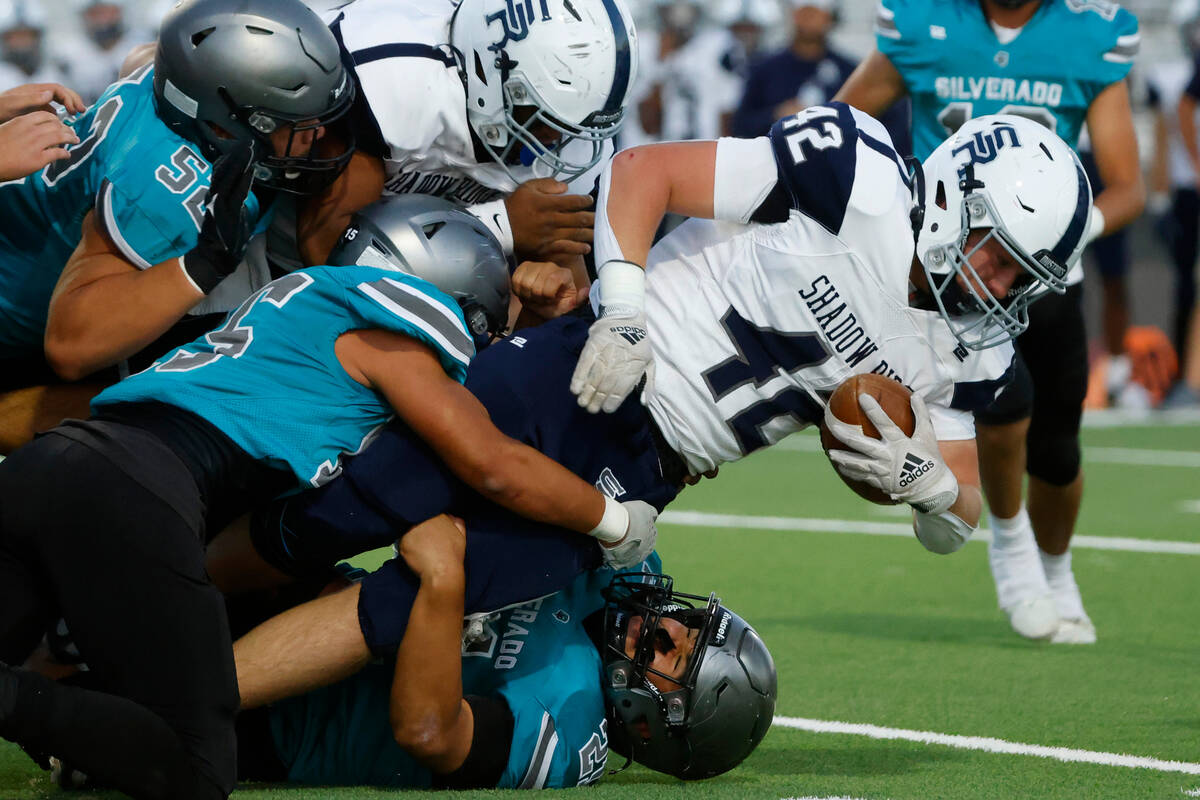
[751,102,859,231]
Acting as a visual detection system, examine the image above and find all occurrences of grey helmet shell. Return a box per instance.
[328,194,511,349]
[153,0,354,191]
[602,575,777,780]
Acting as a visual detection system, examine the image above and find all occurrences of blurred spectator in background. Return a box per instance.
[55,0,152,104]
[1158,0,1200,407]
[709,0,782,134]
[624,0,735,144]
[731,0,852,136]
[0,1,70,93]
[730,0,908,150]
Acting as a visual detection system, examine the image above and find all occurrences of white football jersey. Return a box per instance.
[623,104,1015,473]
[328,0,608,203]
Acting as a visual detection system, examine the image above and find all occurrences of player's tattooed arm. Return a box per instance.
[296,148,385,266]
[389,514,474,772]
[1086,79,1145,235]
[831,49,907,118]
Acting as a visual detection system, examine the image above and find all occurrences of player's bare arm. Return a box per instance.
[44,210,208,380]
[336,327,656,554]
[831,49,907,117]
[389,514,475,772]
[297,148,386,266]
[1179,91,1200,187]
[1085,79,1146,234]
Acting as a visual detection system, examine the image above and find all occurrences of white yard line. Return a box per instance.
[772,716,1200,775]
[658,510,1200,555]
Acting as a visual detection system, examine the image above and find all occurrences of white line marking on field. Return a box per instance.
[1178,501,1200,514]
[1182,787,1200,796]
[776,436,1200,468]
[659,511,1200,555]
[773,717,1200,775]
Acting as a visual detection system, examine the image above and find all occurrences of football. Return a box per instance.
[819,373,916,505]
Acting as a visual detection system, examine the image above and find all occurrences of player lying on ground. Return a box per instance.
[0,198,656,800]
[232,518,774,788]
[212,108,1092,720]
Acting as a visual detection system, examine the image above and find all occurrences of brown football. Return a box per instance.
[819,373,916,505]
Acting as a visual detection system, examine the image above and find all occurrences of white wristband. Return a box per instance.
[597,259,645,316]
[1086,205,1106,244]
[912,507,974,554]
[469,199,515,257]
[589,495,629,543]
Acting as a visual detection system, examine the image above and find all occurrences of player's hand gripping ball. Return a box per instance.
[819,373,915,504]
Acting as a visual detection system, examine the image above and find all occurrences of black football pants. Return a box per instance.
[0,432,235,800]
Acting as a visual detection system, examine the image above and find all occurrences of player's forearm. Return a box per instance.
[1092,180,1145,235]
[390,564,471,771]
[449,436,608,535]
[832,50,907,117]
[44,253,203,380]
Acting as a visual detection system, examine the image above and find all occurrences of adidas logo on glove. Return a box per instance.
[898,452,934,487]
[612,325,646,345]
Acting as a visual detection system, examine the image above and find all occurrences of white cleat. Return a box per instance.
[1050,615,1097,645]
[1005,592,1060,640]
[988,521,1061,640]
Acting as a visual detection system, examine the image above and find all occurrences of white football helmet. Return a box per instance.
[914,114,1092,351]
[450,0,638,181]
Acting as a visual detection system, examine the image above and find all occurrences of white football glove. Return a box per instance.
[570,259,652,414]
[600,500,659,570]
[824,393,959,514]
[571,310,652,414]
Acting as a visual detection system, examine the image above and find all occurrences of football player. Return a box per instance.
[231,517,774,788]
[217,110,1090,714]
[0,199,656,799]
[0,0,356,453]
[287,0,637,275]
[834,0,1144,644]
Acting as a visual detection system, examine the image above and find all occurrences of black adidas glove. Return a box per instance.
[182,139,260,295]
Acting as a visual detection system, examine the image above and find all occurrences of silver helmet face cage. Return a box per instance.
[922,182,1069,352]
[476,75,621,181]
[601,574,720,739]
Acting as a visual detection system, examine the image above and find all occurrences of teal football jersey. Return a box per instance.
[876,0,1139,159]
[270,555,663,789]
[0,64,266,357]
[91,265,474,488]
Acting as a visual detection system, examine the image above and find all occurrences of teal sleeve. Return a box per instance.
[349,272,475,382]
[874,0,924,74]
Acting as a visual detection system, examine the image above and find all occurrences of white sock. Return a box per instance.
[1040,548,1087,620]
[988,507,1051,608]
[989,507,1033,548]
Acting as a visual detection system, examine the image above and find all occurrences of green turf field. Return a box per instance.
[2,419,1198,799]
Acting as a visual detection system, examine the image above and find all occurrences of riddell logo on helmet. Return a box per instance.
[712,610,731,646]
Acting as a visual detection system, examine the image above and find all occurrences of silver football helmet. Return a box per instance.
[914,114,1092,350]
[601,573,776,780]
[328,195,511,350]
[449,0,637,181]
[154,0,355,194]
